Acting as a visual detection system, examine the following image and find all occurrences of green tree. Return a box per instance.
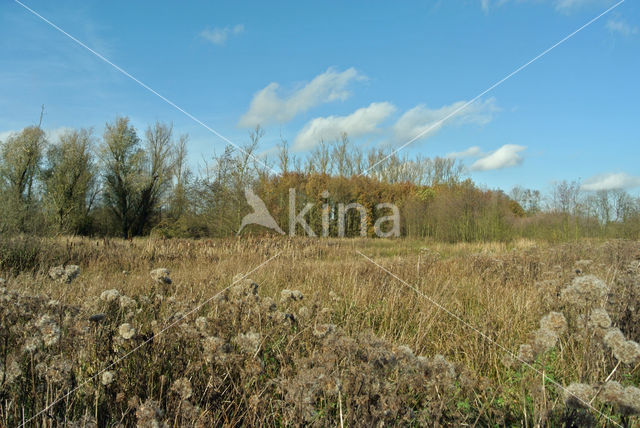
[43,128,97,233]
[129,122,176,236]
[101,117,144,238]
[0,126,47,232]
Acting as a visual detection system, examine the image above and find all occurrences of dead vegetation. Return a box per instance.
[1,236,639,426]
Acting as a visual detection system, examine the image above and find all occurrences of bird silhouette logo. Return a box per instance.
[237,187,285,235]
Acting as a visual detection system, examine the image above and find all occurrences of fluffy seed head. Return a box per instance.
[118,323,136,340]
[600,381,624,403]
[101,371,115,386]
[619,386,640,415]
[100,289,120,303]
[195,316,208,332]
[560,275,608,307]
[171,377,193,401]
[612,340,640,365]
[565,383,595,408]
[604,328,626,350]
[233,332,261,353]
[588,308,611,329]
[119,295,136,309]
[150,268,172,285]
[533,328,558,353]
[280,289,303,303]
[517,344,535,363]
[313,323,336,339]
[539,312,567,334]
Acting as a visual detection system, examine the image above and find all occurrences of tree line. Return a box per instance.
[1,115,639,241]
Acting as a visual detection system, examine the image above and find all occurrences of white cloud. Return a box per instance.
[200,24,245,46]
[238,67,364,127]
[293,102,396,151]
[446,146,483,159]
[606,19,638,36]
[392,98,498,144]
[470,144,526,171]
[581,172,640,191]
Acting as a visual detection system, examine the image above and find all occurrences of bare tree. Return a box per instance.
[551,180,582,215]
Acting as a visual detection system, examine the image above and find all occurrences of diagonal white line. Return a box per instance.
[19,252,281,428]
[364,0,625,175]
[13,0,277,175]
[356,250,622,427]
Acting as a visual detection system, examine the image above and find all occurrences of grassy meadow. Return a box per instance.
[1,235,640,427]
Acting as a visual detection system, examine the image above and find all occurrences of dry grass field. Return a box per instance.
[1,236,640,426]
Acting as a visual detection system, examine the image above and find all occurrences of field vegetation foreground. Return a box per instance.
[1,236,640,427]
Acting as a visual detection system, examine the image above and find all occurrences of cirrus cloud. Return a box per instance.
[606,19,638,36]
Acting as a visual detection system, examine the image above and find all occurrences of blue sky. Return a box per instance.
[1,0,638,194]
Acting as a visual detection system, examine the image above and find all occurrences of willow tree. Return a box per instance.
[129,122,176,236]
[101,117,144,238]
[44,128,97,233]
[0,126,47,232]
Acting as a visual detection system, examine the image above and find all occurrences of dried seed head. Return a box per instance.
[37,315,61,347]
[101,371,115,386]
[233,332,261,353]
[431,354,456,385]
[202,336,226,362]
[261,296,277,312]
[565,383,595,408]
[118,323,136,340]
[619,386,640,415]
[612,340,640,365]
[533,328,558,353]
[517,344,535,364]
[604,328,626,350]
[229,279,258,298]
[0,360,22,386]
[195,316,208,332]
[560,275,608,307]
[119,295,136,309]
[100,289,120,303]
[396,345,414,359]
[136,399,164,426]
[588,308,611,329]
[150,268,172,285]
[280,289,303,303]
[600,381,624,403]
[171,377,193,401]
[313,323,336,339]
[298,306,310,320]
[23,336,42,353]
[539,312,567,334]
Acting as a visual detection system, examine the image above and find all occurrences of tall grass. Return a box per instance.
[0,236,639,426]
